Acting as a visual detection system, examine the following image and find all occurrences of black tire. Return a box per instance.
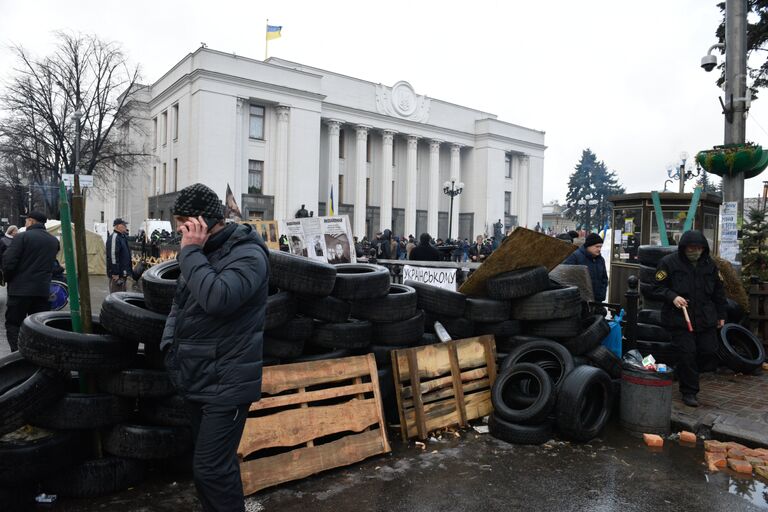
[310,319,373,350]
[266,315,314,342]
[139,394,190,427]
[524,316,581,339]
[378,366,399,425]
[351,284,417,322]
[0,353,66,436]
[269,250,337,297]
[638,265,657,284]
[44,456,145,498]
[31,391,131,430]
[19,312,138,372]
[559,315,611,356]
[492,363,555,424]
[638,245,676,267]
[639,282,657,299]
[265,291,296,331]
[296,294,351,323]
[486,266,550,300]
[501,339,575,390]
[404,280,466,317]
[464,297,511,322]
[635,340,679,366]
[556,365,613,442]
[549,264,595,302]
[496,336,535,354]
[0,428,85,485]
[263,336,305,359]
[725,298,747,325]
[332,264,391,300]
[488,413,554,445]
[372,311,425,346]
[636,323,671,342]
[286,346,351,363]
[475,320,521,338]
[585,345,622,379]
[424,312,475,339]
[419,333,440,346]
[140,260,179,314]
[510,286,581,321]
[100,292,168,346]
[97,368,175,398]
[638,309,662,326]
[718,323,766,374]
[103,423,192,460]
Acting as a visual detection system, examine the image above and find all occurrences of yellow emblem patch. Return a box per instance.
[655,270,667,281]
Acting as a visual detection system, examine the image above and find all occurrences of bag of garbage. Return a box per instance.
[601,309,624,358]
[622,349,645,370]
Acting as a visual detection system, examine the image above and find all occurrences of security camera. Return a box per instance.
[701,54,718,72]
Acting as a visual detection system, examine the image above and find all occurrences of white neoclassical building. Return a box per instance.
[88,48,546,241]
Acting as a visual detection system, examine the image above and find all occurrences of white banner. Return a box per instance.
[719,201,738,265]
[279,215,356,264]
[403,265,457,291]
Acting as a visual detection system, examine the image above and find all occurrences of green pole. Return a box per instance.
[682,186,703,233]
[651,191,669,247]
[59,182,82,333]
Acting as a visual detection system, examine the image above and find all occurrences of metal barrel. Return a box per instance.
[619,366,674,437]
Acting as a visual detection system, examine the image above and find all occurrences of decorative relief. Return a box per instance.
[276,105,290,122]
[376,81,430,123]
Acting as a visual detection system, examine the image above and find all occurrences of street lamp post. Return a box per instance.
[442,179,464,241]
[577,194,598,232]
[666,151,700,193]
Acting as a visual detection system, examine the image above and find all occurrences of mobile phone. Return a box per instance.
[203,217,219,232]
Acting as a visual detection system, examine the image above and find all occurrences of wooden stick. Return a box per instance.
[682,306,693,332]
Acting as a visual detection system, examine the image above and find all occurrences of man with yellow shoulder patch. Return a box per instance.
[650,230,726,407]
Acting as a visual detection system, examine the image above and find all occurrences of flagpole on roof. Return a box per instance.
[265,18,269,60]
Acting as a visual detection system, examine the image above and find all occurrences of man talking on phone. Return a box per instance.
[161,183,269,511]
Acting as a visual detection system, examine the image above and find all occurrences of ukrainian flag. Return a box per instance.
[266,25,282,40]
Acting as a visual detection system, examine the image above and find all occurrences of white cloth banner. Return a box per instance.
[719,201,738,265]
[279,215,356,264]
[403,265,457,291]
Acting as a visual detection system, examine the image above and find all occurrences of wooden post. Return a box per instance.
[71,174,92,334]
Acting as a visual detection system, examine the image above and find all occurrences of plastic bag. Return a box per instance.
[622,349,645,370]
[601,308,624,358]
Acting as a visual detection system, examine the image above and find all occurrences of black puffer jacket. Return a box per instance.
[651,230,727,331]
[2,223,59,297]
[161,223,269,405]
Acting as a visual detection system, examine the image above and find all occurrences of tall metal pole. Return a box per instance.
[447,180,455,241]
[724,0,748,268]
[71,112,92,333]
[679,162,686,194]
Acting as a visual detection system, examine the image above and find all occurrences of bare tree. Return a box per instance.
[0,31,147,217]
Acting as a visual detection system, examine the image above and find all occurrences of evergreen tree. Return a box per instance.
[696,170,722,196]
[742,206,768,283]
[565,149,625,231]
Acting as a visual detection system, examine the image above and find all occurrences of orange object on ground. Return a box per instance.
[704,440,727,453]
[724,441,748,451]
[705,452,728,468]
[728,448,747,460]
[679,431,697,444]
[643,433,664,447]
[728,458,753,474]
[757,466,768,480]
[746,456,768,467]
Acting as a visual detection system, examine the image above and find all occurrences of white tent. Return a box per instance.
[44,220,107,275]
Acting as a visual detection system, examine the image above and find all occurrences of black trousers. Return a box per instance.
[670,328,719,396]
[5,295,49,351]
[185,401,250,512]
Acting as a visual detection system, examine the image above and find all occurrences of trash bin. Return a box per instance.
[619,365,674,437]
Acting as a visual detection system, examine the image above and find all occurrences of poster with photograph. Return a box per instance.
[278,215,356,264]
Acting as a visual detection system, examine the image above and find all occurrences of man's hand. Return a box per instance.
[179,216,210,249]
[673,296,689,309]
[111,275,119,282]
[718,319,725,328]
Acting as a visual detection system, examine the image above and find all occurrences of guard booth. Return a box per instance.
[607,192,722,306]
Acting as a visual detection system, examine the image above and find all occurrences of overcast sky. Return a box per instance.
[1,0,767,203]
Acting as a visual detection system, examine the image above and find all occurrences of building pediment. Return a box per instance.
[375,81,430,123]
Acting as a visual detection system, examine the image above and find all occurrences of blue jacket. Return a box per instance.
[106,231,132,277]
[563,245,609,302]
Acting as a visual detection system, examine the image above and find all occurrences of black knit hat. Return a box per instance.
[172,183,224,219]
[584,233,604,248]
[26,211,47,223]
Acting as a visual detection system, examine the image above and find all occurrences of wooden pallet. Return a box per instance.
[749,282,768,352]
[237,354,391,495]
[391,335,497,441]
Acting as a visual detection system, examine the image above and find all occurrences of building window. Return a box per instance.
[172,104,179,141]
[248,160,263,194]
[173,158,178,192]
[505,155,512,179]
[366,178,371,207]
[339,129,345,158]
[161,111,168,146]
[366,136,371,163]
[152,166,157,194]
[504,191,511,216]
[339,175,345,203]
[162,163,167,194]
[152,118,157,149]
[249,105,265,139]
[100,211,104,223]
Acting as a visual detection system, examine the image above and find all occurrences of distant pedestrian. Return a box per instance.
[106,218,132,293]
[469,235,490,262]
[406,235,416,258]
[0,225,17,259]
[2,212,59,351]
[563,233,608,302]
[409,233,440,261]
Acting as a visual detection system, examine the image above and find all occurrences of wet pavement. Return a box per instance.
[42,423,768,512]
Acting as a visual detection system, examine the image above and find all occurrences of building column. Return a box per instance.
[516,155,530,228]
[450,144,462,240]
[274,105,290,220]
[427,140,441,237]
[326,119,342,216]
[380,130,396,231]
[405,135,419,237]
[354,125,370,238]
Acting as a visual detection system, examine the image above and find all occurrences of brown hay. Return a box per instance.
[713,256,750,313]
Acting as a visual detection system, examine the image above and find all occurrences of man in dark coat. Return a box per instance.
[563,233,609,302]
[106,218,132,292]
[2,212,59,351]
[651,230,726,407]
[409,233,441,261]
[161,183,269,512]
[469,235,491,262]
